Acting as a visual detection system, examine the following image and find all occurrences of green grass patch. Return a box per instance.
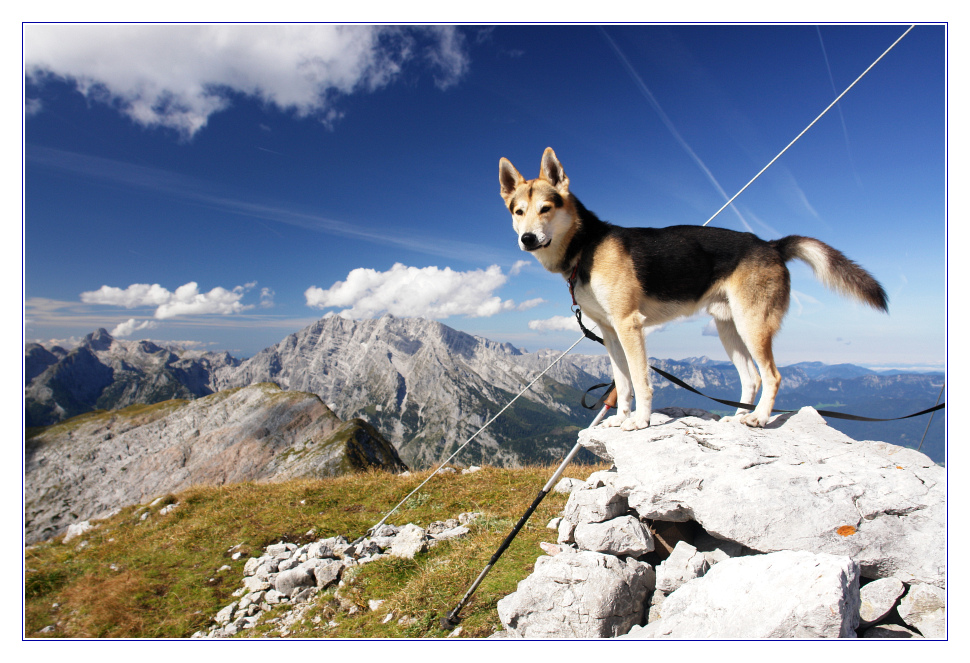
[24,462,608,639]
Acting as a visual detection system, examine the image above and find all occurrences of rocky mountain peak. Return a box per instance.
[84,327,114,352]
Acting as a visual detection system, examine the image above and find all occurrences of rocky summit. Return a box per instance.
[495,407,946,639]
[25,383,406,544]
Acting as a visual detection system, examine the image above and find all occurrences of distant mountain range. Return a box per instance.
[24,316,946,466]
[25,329,239,427]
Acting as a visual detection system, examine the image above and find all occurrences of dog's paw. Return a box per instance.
[620,412,651,431]
[738,412,768,428]
[720,411,750,425]
[601,414,627,428]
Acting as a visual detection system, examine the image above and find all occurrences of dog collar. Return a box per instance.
[567,264,579,306]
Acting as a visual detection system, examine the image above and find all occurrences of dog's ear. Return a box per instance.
[499,157,525,201]
[540,147,569,194]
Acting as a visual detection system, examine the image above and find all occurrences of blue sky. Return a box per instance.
[22,23,947,369]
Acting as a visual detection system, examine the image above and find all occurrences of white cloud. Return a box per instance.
[517,298,545,311]
[509,260,531,276]
[529,315,597,333]
[81,283,172,308]
[111,318,158,337]
[260,287,276,308]
[24,25,469,138]
[25,97,43,116]
[81,281,255,319]
[306,263,532,319]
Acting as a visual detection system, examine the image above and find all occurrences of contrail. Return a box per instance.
[599,27,752,231]
[816,26,863,188]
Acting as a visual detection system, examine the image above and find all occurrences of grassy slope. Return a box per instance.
[25,462,608,639]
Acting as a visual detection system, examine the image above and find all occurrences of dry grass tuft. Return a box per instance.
[25,461,610,638]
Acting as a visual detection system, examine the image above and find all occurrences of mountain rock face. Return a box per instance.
[25,329,240,427]
[214,315,603,469]
[25,318,946,467]
[495,407,945,639]
[24,383,406,544]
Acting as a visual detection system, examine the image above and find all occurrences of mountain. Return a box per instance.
[24,383,406,544]
[25,329,240,427]
[24,317,946,467]
[784,361,878,380]
[213,315,603,469]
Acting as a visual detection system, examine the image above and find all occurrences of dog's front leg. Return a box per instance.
[615,316,652,430]
[600,330,634,428]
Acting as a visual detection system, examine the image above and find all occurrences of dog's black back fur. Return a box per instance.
[567,197,780,302]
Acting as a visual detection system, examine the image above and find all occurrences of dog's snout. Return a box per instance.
[520,232,539,249]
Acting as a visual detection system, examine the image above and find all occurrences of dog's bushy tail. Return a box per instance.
[771,235,888,312]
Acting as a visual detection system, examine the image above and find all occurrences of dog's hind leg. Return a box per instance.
[713,316,761,422]
[721,266,788,427]
[732,320,781,428]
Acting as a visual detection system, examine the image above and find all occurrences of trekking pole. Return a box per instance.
[440,385,618,630]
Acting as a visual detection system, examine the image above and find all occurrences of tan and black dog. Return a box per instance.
[500,147,888,429]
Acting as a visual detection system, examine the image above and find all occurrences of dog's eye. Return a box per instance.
[539,205,551,214]
[514,209,524,216]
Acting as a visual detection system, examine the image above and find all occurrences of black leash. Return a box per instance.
[647,364,945,422]
[573,306,944,422]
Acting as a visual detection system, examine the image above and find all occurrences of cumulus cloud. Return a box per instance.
[81,281,255,319]
[111,318,158,338]
[529,315,598,334]
[305,263,536,319]
[24,25,469,138]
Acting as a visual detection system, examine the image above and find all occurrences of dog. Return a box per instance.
[500,147,888,429]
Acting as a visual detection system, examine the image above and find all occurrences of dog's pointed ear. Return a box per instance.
[499,157,525,202]
[540,147,569,194]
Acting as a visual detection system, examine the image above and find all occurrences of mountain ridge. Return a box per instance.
[24,315,946,465]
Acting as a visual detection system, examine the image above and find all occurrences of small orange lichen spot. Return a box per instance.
[896,466,904,470]
[836,525,856,537]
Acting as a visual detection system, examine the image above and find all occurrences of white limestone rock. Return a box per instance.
[214,602,237,625]
[859,577,905,626]
[625,550,861,639]
[580,407,945,587]
[562,485,627,525]
[431,525,469,542]
[573,515,654,557]
[655,541,710,593]
[389,523,428,559]
[62,521,92,543]
[553,477,583,494]
[497,549,655,638]
[897,583,946,638]
[273,566,315,597]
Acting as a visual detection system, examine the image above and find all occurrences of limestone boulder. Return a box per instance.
[579,407,945,587]
[625,550,860,639]
[497,549,654,638]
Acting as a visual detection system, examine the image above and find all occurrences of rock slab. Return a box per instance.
[579,407,945,587]
[497,549,655,638]
[625,550,861,639]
